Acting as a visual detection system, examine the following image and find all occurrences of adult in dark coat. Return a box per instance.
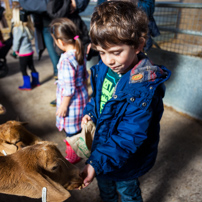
[19,0,90,78]
[47,0,91,53]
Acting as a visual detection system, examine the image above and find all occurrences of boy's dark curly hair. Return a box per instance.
[90,1,148,50]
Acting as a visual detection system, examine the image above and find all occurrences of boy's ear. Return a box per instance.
[135,37,146,54]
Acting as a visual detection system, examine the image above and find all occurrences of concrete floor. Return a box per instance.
[0,50,202,202]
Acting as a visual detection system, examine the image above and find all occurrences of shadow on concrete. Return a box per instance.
[0,55,58,141]
[0,194,41,202]
[148,48,202,120]
[140,115,202,202]
[148,48,178,86]
[4,61,20,77]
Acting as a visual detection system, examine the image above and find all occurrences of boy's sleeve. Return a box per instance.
[86,104,154,175]
[83,96,97,124]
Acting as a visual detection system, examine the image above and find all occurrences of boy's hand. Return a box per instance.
[81,115,91,128]
[81,164,95,188]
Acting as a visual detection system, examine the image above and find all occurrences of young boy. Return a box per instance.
[81,1,171,201]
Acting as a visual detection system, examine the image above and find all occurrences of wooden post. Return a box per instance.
[0,0,12,39]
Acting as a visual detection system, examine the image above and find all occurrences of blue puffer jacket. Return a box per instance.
[84,53,171,181]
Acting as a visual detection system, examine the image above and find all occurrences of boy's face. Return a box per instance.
[96,44,139,74]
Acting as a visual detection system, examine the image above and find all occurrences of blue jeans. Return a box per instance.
[96,177,143,202]
[42,27,60,76]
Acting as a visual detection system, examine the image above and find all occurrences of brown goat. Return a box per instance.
[0,120,41,155]
[0,141,83,202]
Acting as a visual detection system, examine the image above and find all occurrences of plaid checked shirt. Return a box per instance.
[56,50,88,135]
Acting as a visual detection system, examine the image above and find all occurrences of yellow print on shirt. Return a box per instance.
[100,78,115,112]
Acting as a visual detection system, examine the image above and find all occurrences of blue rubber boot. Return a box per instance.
[18,75,31,91]
[31,72,40,87]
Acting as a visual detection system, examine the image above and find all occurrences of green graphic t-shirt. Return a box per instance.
[100,68,122,113]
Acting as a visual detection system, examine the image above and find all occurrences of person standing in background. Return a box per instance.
[19,0,90,105]
[12,2,40,90]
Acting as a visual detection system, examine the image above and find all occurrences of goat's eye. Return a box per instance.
[51,165,59,171]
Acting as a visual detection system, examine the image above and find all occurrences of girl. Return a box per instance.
[50,18,89,163]
[12,2,40,90]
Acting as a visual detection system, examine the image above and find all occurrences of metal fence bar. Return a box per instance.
[159,27,202,37]
[154,2,202,57]
[155,2,202,9]
[84,1,202,58]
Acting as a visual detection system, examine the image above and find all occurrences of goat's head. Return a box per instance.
[29,141,83,190]
[0,121,40,154]
[20,141,82,187]
[2,141,83,201]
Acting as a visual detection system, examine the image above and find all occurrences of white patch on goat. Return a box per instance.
[42,187,47,202]
[2,150,7,156]
[38,141,45,145]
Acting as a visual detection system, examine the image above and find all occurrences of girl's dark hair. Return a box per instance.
[90,1,148,50]
[50,18,84,65]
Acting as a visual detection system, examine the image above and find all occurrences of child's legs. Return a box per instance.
[116,178,143,202]
[19,56,28,76]
[27,55,37,73]
[96,177,119,202]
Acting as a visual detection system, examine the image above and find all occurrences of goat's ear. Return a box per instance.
[45,177,71,201]
[25,172,71,201]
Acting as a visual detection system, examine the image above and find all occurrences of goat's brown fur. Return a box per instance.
[0,121,41,155]
[0,141,83,201]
